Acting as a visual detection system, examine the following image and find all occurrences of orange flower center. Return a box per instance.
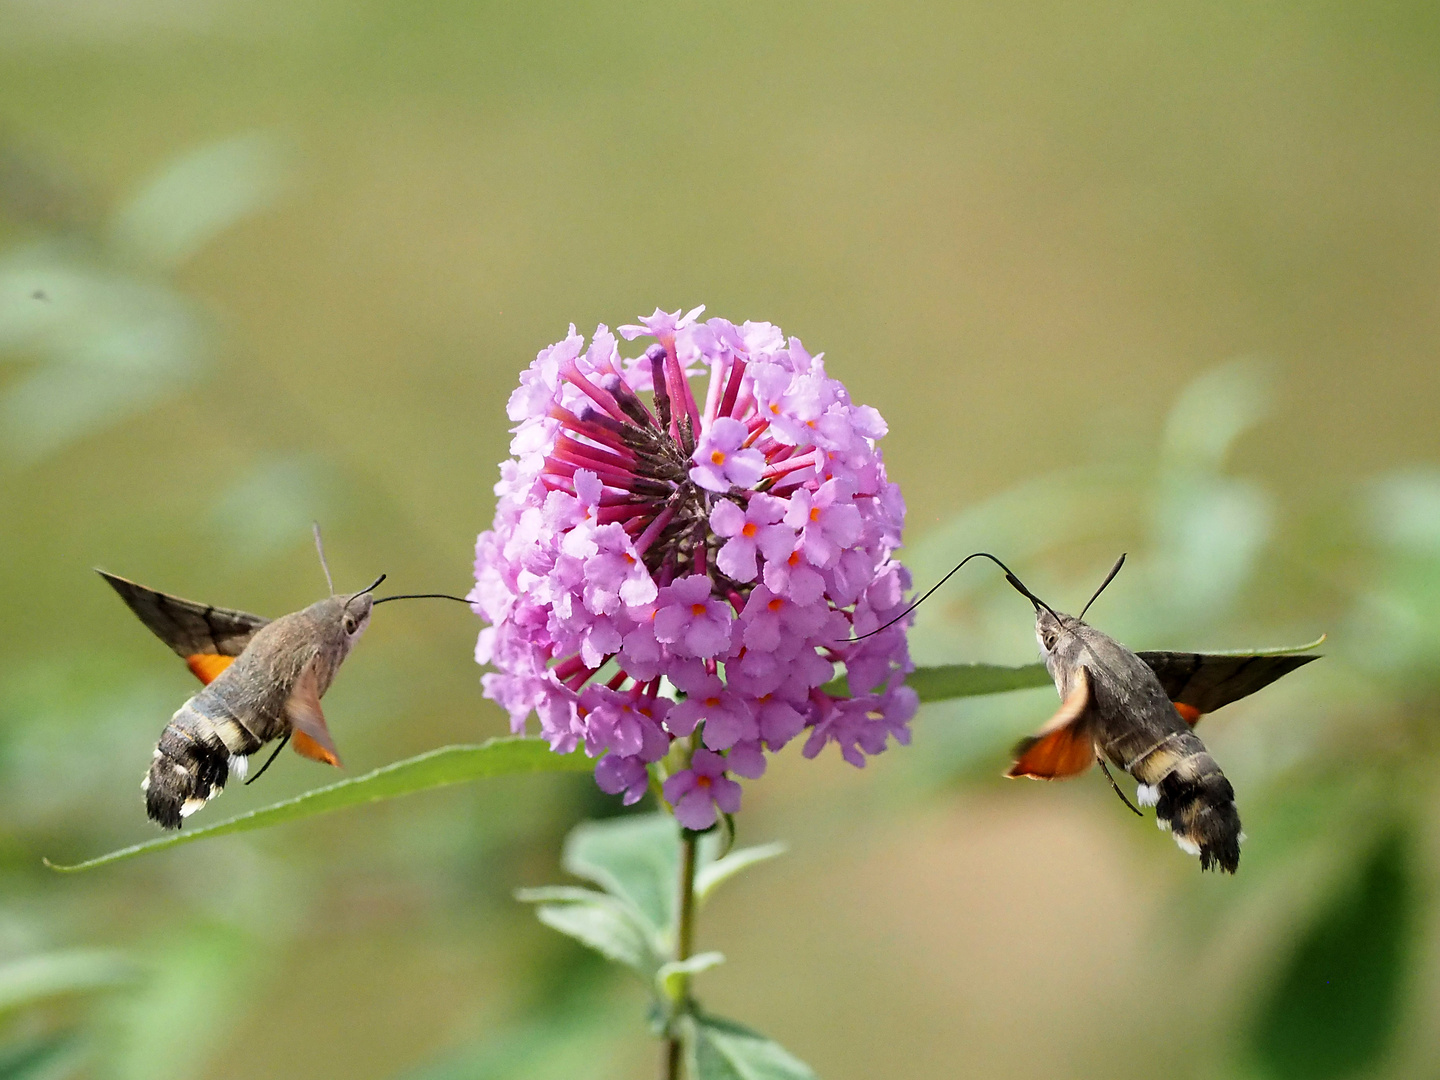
[767,597,784,612]
[691,603,708,616]
[741,522,757,538]
[711,450,727,465]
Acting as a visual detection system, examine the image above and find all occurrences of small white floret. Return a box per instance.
[228,754,249,781]
[180,797,207,818]
[1136,784,1159,807]
[1173,834,1201,857]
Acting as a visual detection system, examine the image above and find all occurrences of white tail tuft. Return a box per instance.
[1173,834,1201,857]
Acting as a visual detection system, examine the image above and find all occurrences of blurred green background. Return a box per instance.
[2,1,1439,1076]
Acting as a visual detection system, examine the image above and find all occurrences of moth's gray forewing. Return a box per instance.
[97,570,270,658]
[1136,652,1319,716]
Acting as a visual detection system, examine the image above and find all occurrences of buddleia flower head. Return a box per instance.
[471,307,915,828]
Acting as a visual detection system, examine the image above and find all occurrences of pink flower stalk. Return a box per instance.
[472,309,914,822]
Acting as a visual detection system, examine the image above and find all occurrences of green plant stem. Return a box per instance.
[664,828,700,1080]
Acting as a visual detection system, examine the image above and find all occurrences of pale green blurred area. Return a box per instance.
[1,1,1439,1077]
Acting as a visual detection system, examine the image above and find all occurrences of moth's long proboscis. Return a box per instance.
[372,593,474,606]
[846,552,1058,642]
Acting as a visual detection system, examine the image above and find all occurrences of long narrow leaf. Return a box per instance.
[46,738,590,873]
[907,663,1052,701]
[885,639,1323,705]
[1198,633,1327,657]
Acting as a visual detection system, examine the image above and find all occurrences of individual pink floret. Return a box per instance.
[663,750,743,831]
[710,495,794,583]
[689,417,766,493]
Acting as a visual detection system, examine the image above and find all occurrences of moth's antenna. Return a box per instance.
[313,523,335,595]
[1079,553,1127,621]
[373,593,474,606]
[245,732,291,786]
[847,552,1060,642]
[1096,755,1143,817]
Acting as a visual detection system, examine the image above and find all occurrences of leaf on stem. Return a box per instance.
[695,842,787,905]
[683,1013,818,1080]
[515,888,660,975]
[656,951,725,1002]
[562,814,680,935]
[47,738,592,872]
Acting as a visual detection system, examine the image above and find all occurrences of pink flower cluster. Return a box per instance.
[471,307,915,829]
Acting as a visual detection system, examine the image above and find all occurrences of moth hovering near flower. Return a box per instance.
[867,552,1321,873]
[98,529,473,829]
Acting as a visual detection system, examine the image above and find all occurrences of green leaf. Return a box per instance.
[695,842,787,905]
[907,662,1052,701]
[522,891,659,974]
[656,952,724,1002]
[1250,826,1413,1080]
[0,950,135,1014]
[561,814,679,935]
[685,1014,817,1080]
[46,738,592,872]
[0,1035,84,1080]
[823,663,1052,703]
[1198,634,1327,657]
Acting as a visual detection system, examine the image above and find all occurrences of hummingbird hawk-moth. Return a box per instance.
[98,530,474,829]
[874,552,1320,873]
[98,563,380,829]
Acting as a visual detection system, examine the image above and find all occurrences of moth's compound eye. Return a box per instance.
[343,615,358,634]
[1042,631,1058,651]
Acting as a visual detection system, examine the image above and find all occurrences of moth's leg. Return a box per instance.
[1097,755,1143,817]
[245,731,292,786]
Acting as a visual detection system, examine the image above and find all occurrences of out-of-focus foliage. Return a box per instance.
[0,134,288,463]
[2,2,1438,1077]
[0,948,135,1079]
[1250,827,1413,1080]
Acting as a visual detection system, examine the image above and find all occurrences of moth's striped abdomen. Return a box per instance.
[1132,730,1243,873]
[143,692,262,829]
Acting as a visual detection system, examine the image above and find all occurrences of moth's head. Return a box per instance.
[1034,606,1084,665]
[302,591,370,653]
[341,589,373,640]
[338,572,384,642]
[306,573,383,654]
